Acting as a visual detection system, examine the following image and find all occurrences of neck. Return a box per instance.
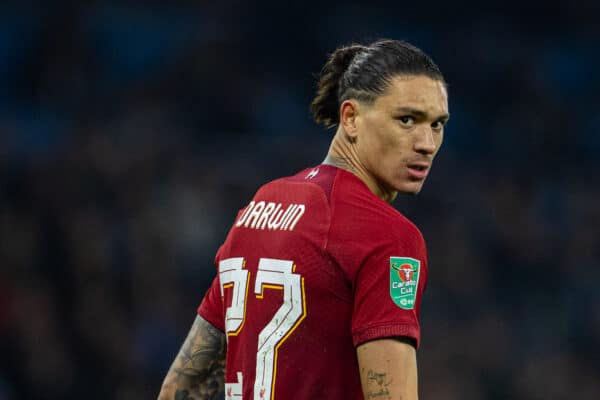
[322,128,397,203]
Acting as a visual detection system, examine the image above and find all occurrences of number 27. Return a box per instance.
[219,257,306,400]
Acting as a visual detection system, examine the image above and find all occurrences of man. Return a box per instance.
[158,39,449,400]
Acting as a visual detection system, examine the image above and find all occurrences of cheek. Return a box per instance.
[359,118,406,169]
[433,132,444,153]
[368,129,407,173]
[364,125,397,161]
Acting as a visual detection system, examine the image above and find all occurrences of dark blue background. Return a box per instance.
[1,1,599,399]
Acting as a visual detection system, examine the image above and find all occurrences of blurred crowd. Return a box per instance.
[1,1,599,399]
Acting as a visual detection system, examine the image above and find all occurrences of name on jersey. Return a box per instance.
[235,201,305,231]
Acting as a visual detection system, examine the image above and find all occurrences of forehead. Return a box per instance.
[376,75,448,114]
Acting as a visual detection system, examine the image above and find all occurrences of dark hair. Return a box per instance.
[310,39,445,128]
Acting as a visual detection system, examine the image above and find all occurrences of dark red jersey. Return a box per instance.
[198,165,428,400]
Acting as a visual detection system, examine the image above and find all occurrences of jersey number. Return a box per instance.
[219,257,306,400]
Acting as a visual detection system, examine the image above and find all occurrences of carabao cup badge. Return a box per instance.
[389,257,420,310]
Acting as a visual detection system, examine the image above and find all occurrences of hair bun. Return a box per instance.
[310,44,367,128]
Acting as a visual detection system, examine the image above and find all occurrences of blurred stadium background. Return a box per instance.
[1,1,599,399]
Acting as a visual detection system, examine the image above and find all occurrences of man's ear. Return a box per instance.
[339,100,360,141]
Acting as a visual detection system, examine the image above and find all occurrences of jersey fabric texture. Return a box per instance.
[198,165,428,400]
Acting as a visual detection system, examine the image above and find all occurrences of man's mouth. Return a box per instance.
[406,162,430,179]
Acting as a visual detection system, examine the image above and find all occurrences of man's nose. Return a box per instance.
[414,127,436,155]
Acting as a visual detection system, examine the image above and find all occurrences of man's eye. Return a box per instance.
[397,116,415,125]
[431,121,444,130]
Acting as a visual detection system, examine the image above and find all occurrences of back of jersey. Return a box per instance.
[199,165,362,400]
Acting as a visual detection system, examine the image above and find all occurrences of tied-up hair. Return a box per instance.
[310,39,446,128]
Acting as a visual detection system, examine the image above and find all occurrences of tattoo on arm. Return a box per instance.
[365,369,392,399]
[172,316,226,379]
[158,316,226,400]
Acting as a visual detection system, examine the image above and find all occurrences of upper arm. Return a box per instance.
[356,338,418,400]
[329,210,428,348]
[173,315,226,379]
[158,316,226,400]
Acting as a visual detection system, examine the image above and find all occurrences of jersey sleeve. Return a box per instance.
[197,245,226,332]
[197,274,225,332]
[350,227,428,348]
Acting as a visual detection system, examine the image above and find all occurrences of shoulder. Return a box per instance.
[260,164,339,197]
[247,165,340,210]
[230,165,338,234]
[329,169,425,246]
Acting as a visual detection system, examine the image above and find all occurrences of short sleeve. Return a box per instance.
[351,233,428,348]
[198,274,225,332]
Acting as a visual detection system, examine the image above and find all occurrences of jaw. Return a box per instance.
[394,178,426,195]
[373,175,425,201]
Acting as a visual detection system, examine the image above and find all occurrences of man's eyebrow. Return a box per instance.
[394,107,450,121]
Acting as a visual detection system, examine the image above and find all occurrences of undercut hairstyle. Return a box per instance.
[311,39,446,128]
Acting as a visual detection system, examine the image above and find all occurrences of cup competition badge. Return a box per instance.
[389,257,420,310]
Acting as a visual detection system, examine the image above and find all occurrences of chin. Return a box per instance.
[397,181,425,195]
[402,189,421,196]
